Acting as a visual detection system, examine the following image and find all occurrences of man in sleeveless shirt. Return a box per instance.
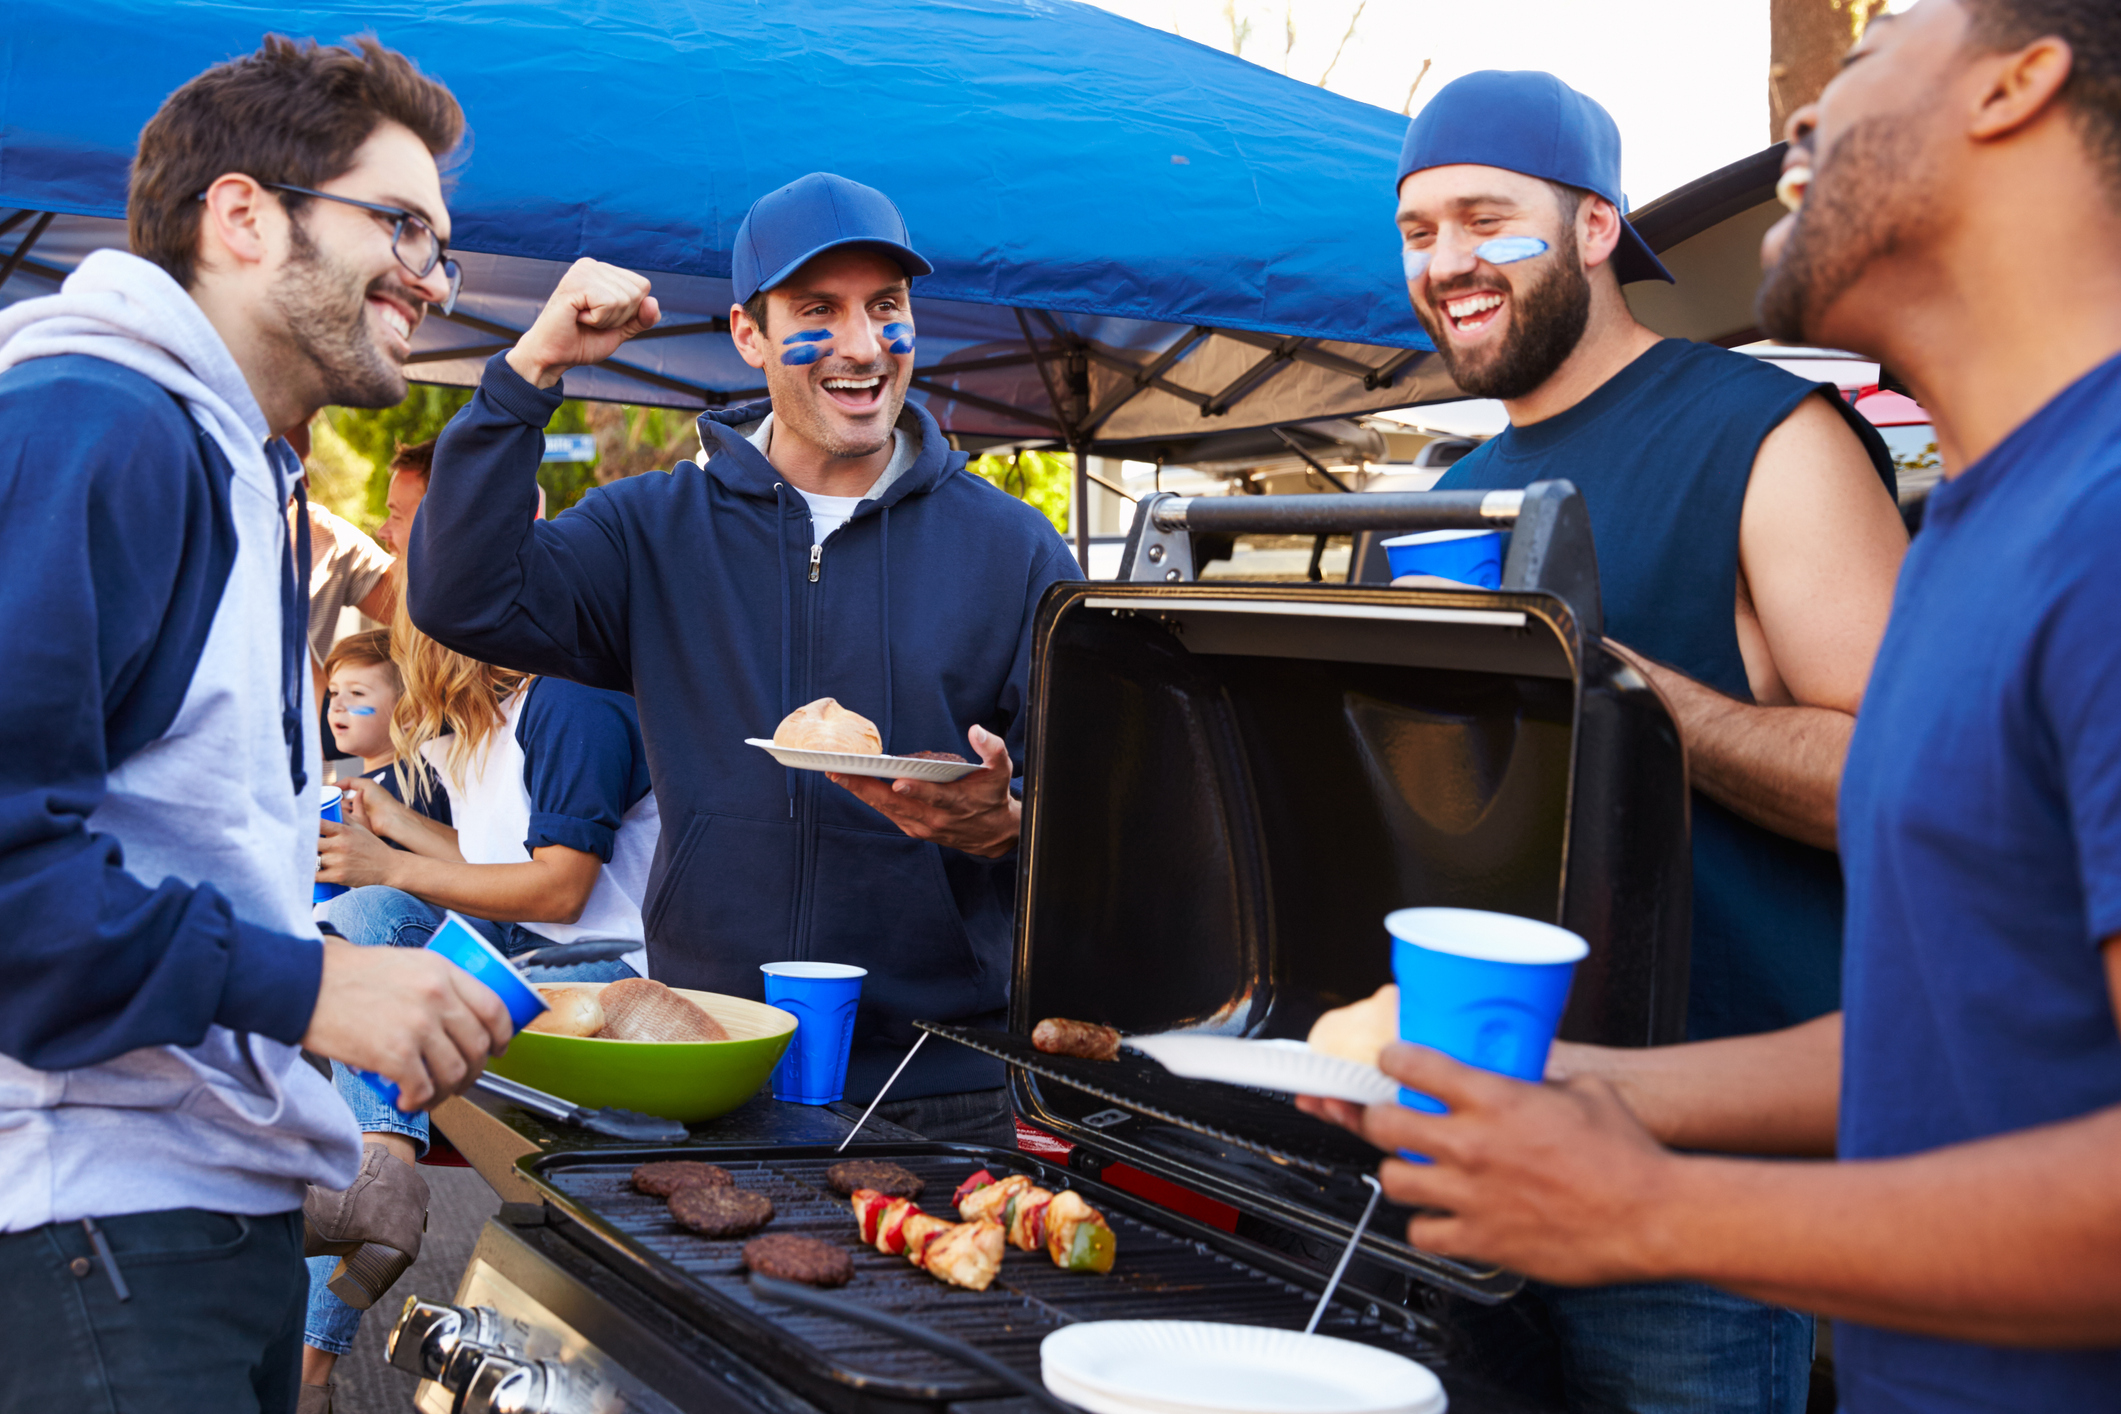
[1396,72,1907,1412]
[1302,6,2121,1409]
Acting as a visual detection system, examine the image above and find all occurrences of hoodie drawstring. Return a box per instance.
[774,482,795,817]
[878,508,893,753]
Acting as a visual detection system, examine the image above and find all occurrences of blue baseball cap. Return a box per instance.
[1398,71,1672,286]
[731,172,933,305]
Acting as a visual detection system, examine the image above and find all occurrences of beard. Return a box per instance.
[269,219,412,410]
[1418,224,1592,402]
[764,356,906,459]
[1757,109,1937,344]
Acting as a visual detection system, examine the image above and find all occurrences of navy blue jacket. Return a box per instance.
[0,355,319,1070]
[411,355,1079,1097]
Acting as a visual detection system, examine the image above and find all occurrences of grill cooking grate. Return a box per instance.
[532,1146,1447,1412]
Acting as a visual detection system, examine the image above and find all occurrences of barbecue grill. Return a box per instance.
[395,482,1686,1414]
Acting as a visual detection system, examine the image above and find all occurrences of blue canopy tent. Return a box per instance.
[0,0,1457,559]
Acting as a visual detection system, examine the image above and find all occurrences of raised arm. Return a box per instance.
[407,259,662,689]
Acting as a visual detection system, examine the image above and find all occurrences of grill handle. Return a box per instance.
[746,1275,1083,1413]
[1117,479,1602,636]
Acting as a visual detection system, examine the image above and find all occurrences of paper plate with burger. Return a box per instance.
[747,697,983,783]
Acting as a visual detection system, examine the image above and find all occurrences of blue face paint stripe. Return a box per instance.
[782,330,831,343]
[1402,236,1550,284]
[881,321,915,355]
[781,344,828,366]
[349,706,377,716]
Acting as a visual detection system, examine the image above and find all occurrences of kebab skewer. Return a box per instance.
[951,1169,1116,1274]
[848,1188,1004,1290]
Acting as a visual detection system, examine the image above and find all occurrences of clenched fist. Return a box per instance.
[506,257,661,389]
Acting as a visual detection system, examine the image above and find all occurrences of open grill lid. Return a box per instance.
[925,481,1690,1302]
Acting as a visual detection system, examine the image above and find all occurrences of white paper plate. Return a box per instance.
[1041,1321,1446,1414]
[1126,1034,1399,1105]
[745,738,982,782]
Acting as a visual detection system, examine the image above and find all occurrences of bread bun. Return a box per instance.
[773,698,882,756]
[525,985,605,1037]
[1306,984,1399,1068]
[596,978,730,1042]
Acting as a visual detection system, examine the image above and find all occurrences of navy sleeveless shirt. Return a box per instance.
[1435,338,1895,1040]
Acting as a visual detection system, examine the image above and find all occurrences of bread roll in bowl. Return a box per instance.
[598,977,730,1042]
[773,697,882,756]
[526,985,605,1037]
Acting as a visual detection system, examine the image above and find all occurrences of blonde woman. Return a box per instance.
[302,592,657,1398]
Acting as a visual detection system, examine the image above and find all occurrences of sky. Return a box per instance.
[1077,0,1919,208]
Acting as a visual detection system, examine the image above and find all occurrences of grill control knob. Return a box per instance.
[460,1352,580,1414]
[437,1338,506,1401]
[387,1296,502,1380]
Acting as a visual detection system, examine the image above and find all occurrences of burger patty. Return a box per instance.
[825,1160,925,1199]
[903,750,970,763]
[669,1185,775,1239]
[743,1233,856,1287]
[632,1161,733,1198]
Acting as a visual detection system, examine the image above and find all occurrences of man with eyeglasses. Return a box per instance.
[0,37,505,1414]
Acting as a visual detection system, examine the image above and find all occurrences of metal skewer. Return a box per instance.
[835,1031,929,1152]
[1304,1174,1383,1335]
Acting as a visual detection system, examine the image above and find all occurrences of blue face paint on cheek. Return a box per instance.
[1474,236,1549,265]
[881,322,915,356]
[1402,249,1432,283]
[350,706,377,717]
[781,329,832,366]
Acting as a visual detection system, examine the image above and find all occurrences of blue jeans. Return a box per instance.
[306,885,638,1354]
[1455,1279,1813,1414]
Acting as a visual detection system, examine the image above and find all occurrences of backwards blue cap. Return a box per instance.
[1399,71,1672,286]
[732,172,934,305]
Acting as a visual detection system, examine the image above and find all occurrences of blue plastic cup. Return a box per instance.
[1382,529,1503,589]
[760,962,867,1105]
[1387,907,1588,1120]
[357,912,548,1109]
[315,786,347,903]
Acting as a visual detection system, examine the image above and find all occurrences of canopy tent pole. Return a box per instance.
[1070,438,1090,571]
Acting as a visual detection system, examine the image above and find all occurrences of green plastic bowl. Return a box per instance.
[487,986,797,1123]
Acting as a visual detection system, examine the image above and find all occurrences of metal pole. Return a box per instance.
[1071,440,1091,572]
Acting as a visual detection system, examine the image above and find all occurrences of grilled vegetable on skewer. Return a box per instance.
[1044,1190,1116,1273]
[957,1172,1032,1223]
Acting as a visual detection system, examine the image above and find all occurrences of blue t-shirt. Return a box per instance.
[514,677,651,862]
[1837,351,2121,1409]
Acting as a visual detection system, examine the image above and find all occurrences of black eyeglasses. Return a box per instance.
[198,182,461,315]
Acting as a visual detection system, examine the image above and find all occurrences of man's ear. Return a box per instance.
[194,173,280,281]
[729,301,768,372]
[1577,194,1624,273]
[1967,36,2073,143]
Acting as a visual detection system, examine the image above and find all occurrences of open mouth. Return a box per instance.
[1441,290,1506,338]
[1776,164,1812,212]
[820,374,886,413]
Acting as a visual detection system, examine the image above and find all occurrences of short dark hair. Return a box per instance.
[741,288,772,338]
[390,437,436,479]
[1961,0,2121,198]
[130,35,464,288]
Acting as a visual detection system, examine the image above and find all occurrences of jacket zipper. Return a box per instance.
[791,534,825,961]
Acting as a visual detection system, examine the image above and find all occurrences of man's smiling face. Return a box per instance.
[1396,164,1592,401]
[258,119,455,411]
[737,247,916,459]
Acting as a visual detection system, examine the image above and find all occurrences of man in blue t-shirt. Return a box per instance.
[1302,4,2121,1410]
[1383,68,1908,1412]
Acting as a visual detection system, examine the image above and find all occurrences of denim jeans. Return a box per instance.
[871,1086,1017,1149]
[1453,1278,1813,1414]
[1,1209,307,1413]
[306,884,638,1354]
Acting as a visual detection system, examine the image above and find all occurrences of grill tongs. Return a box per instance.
[471,1071,685,1143]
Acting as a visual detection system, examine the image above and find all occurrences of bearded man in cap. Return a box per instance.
[1387,70,1909,1412]
[410,174,1079,1145]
